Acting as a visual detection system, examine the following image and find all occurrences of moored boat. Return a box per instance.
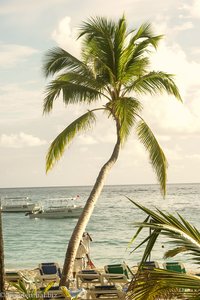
[28,205,83,219]
[27,197,83,219]
[0,197,39,213]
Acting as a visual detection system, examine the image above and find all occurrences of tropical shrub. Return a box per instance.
[126,199,200,299]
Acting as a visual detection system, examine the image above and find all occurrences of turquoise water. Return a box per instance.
[0,183,200,270]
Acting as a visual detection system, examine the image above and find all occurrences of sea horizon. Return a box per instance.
[0,181,200,190]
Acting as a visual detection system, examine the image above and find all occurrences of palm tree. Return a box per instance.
[43,15,182,285]
[127,199,200,299]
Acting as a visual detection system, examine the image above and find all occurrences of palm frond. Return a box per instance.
[131,23,162,45]
[43,76,102,114]
[128,215,150,249]
[120,57,150,84]
[129,200,200,265]
[121,24,162,79]
[164,246,187,258]
[127,268,200,300]
[78,16,117,76]
[108,97,142,144]
[129,71,182,101]
[46,111,96,171]
[113,15,127,81]
[43,47,87,78]
[136,120,168,196]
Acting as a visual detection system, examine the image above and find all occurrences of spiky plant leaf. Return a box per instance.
[128,71,182,101]
[127,268,200,300]
[109,97,142,144]
[43,47,86,78]
[43,80,100,113]
[128,200,200,299]
[129,199,200,264]
[136,120,168,196]
[46,111,96,171]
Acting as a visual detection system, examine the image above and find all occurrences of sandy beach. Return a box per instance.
[4,265,200,300]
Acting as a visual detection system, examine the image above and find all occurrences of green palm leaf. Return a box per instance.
[79,16,116,75]
[127,201,200,299]
[129,200,200,262]
[46,111,96,171]
[136,120,168,196]
[43,47,88,77]
[108,97,142,144]
[127,269,200,300]
[43,76,102,113]
[131,22,162,44]
[129,71,182,100]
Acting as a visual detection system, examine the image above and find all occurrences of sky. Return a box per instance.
[0,0,200,188]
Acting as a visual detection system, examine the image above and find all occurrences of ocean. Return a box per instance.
[0,183,200,271]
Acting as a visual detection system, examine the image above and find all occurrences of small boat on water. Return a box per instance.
[0,197,39,213]
[27,197,83,219]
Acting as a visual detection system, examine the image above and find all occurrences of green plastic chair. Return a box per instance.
[104,263,129,278]
[103,263,133,285]
[163,262,186,273]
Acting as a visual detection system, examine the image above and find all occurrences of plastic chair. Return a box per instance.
[76,269,102,289]
[102,263,132,285]
[88,285,125,299]
[5,271,33,290]
[139,260,160,270]
[37,262,62,286]
[163,262,186,273]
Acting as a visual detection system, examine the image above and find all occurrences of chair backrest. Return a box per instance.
[163,262,186,273]
[81,270,98,275]
[5,271,20,283]
[140,261,159,270]
[39,262,61,278]
[5,271,31,288]
[104,263,129,279]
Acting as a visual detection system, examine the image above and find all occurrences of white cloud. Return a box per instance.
[52,16,81,57]
[0,132,47,148]
[185,154,200,160]
[77,135,97,145]
[173,21,194,32]
[0,0,67,15]
[144,40,200,135]
[181,0,200,19]
[0,84,43,123]
[0,43,38,68]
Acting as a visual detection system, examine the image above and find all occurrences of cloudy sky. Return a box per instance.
[0,0,200,188]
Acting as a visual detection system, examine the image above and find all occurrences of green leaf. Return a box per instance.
[130,71,182,101]
[136,120,168,196]
[46,111,96,171]
[108,97,142,144]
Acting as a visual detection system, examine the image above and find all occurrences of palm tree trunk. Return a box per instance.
[0,205,6,299]
[60,131,121,287]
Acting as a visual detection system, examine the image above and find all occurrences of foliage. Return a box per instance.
[127,199,200,299]
[43,15,182,196]
[9,279,80,299]
[10,280,54,300]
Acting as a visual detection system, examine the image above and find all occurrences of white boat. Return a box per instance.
[0,197,38,213]
[28,197,83,219]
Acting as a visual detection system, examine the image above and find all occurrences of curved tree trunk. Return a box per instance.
[0,205,5,299]
[60,131,121,286]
